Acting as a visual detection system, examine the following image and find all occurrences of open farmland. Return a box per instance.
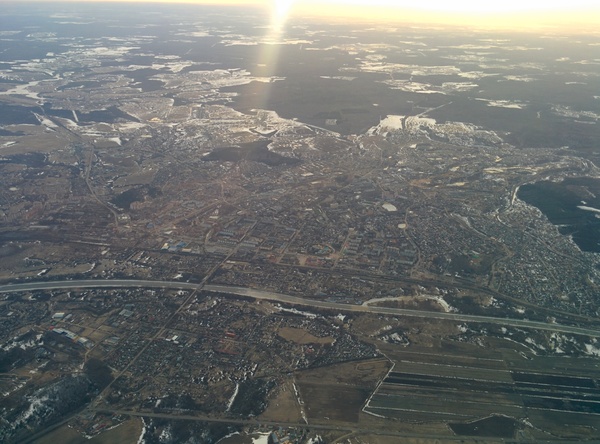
[364,343,600,440]
[295,359,391,424]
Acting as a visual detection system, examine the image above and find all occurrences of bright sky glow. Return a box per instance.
[291,0,599,13]
[13,0,600,32]
[275,0,600,31]
[23,0,600,13]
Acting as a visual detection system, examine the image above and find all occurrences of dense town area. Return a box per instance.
[2,80,598,317]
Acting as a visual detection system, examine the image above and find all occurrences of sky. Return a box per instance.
[279,0,600,31]
[10,0,600,32]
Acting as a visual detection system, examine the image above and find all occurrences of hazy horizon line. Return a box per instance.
[2,0,600,34]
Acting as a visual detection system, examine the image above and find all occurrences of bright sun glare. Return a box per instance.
[273,0,295,29]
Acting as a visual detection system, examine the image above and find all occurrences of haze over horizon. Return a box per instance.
[4,0,600,32]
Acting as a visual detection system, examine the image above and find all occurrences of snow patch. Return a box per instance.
[584,343,600,356]
[276,306,318,319]
[33,113,58,129]
[251,433,270,444]
[226,382,239,412]
[476,98,527,109]
[577,205,600,214]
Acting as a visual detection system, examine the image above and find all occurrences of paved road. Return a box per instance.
[0,279,201,293]
[204,285,600,337]
[2,279,599,337]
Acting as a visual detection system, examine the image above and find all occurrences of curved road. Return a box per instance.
[1,279,599,337]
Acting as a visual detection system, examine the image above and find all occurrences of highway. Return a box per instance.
[1,279,599,337]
